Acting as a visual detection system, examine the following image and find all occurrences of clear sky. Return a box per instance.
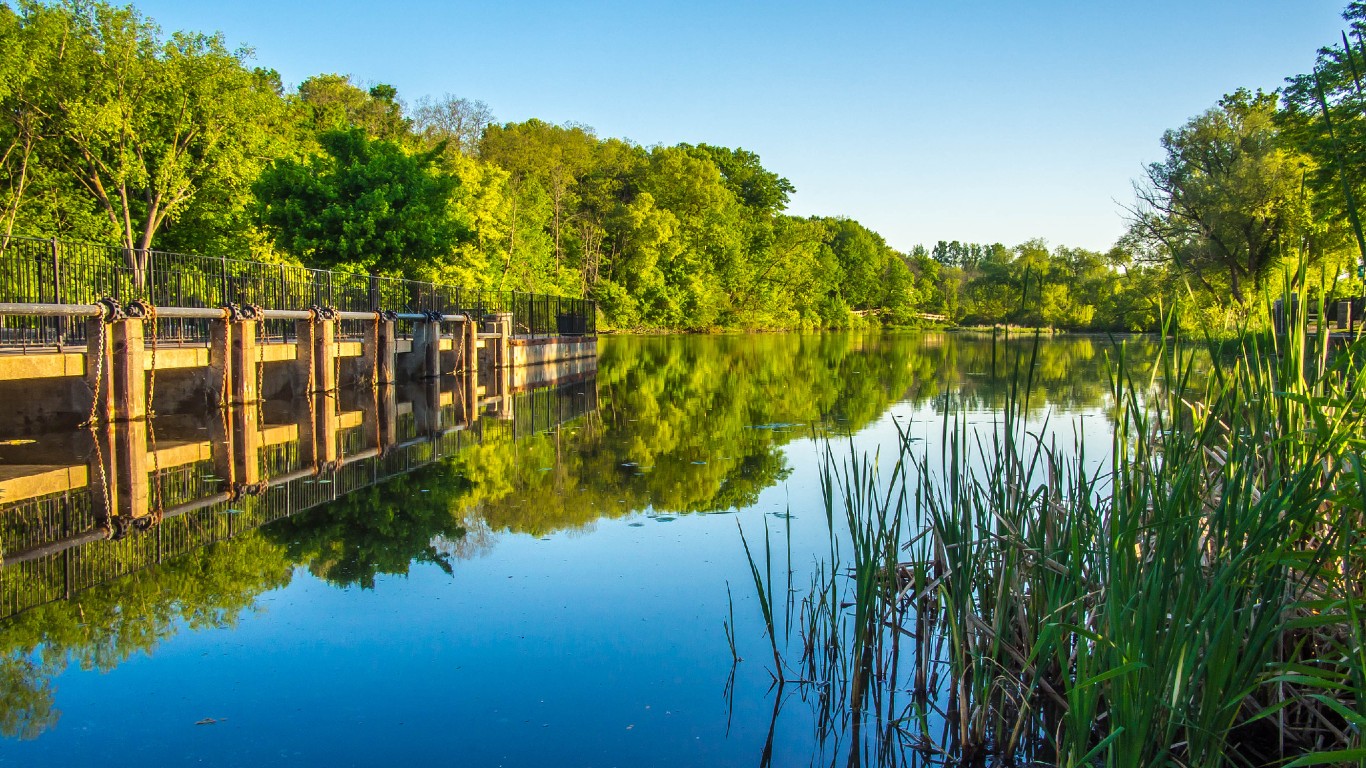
[130,0,1347,253]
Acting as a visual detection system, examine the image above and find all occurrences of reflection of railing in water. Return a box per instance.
[0,368,598,620]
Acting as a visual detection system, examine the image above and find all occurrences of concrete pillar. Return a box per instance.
[87,421,150,525]
[498,312,513,369]
[109,319,146,422]
[315,392,338,465]
[88,422,118,522]
[113,418,149,519]
[293,319,315,395]
[415,376,442,436]
[314,319,337,393]
[377,319,397,385]
[463,318,478,374]
[209,408,236,488]
[409,319,442,379]
[294,318,337,394]
[208,319,233,408]
[377,384,397,449]
[232,402,261,487]
[296,392,338,467]
[230,320,258,405]
[85,318,114,423]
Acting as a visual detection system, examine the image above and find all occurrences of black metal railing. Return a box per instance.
[0,236,597,348]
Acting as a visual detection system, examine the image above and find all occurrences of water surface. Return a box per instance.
[0,332,1154,765]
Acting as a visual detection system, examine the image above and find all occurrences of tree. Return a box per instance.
[1281,3,1366,291]
[295,74,410,143]
[1130,89,1312,303]
[681,143,794,215]
[480,119,596,280]
[412,93,493,157]
[253,128,467,278]
[8,1,288,281]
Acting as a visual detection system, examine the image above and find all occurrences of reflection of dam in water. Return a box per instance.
[0,357,598,620]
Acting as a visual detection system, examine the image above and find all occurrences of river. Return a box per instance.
[0,332,1154,766]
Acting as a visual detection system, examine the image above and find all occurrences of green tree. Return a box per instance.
[7,1,288,280]
[296,74,410,143]
[1130,89,1312,303]
[253,127,467,278]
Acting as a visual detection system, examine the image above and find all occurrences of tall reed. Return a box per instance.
[743,296,1366,765]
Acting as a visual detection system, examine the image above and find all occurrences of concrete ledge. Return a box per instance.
[0,353,86,379]
[144,347,209,371]
[510,336,597,367]
[0,464,88,505]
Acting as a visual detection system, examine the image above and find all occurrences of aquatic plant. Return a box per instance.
[742,297,1366,765]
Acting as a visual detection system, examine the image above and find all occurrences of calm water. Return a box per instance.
[0,332,1154,766]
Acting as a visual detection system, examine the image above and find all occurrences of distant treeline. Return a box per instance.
[1,1,1363,331]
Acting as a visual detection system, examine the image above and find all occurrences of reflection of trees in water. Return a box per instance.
[0,534,290,739]
[0,333,1169,740]
[263,466,473,589]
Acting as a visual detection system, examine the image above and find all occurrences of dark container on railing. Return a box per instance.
[556,313,587,336]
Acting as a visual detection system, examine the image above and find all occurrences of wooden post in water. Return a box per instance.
[315,391,338,465]
[377,318,397,384]
[482,312,512,418]
[232,402,261,487]
[407,318,443,379]
[461,318,475,371]
[417,376,442,436]
[462,317,478,422]
[1339,300,1353,331]
[497,312,513,369]
[209,404,236,488]
[209,319,233,408]
[88,422,118,522]
[315,318,337,393]
[294,317,337,394]
[293,319,314,395]
[110,318,146,421]
[378,384,397,450]
[229,319,258,405]
[113,418,149,519]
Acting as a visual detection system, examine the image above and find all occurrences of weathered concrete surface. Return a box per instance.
[510,336,598,367]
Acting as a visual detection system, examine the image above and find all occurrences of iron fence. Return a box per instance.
[0,236,596,348]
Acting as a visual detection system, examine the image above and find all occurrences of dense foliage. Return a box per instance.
[2,0,1365,330]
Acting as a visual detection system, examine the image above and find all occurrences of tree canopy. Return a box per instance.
[6,0,1366,331]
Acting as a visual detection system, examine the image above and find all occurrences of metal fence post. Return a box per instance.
[50,237,67,346]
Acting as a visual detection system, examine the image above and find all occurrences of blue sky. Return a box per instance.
[133,1,1346,253]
